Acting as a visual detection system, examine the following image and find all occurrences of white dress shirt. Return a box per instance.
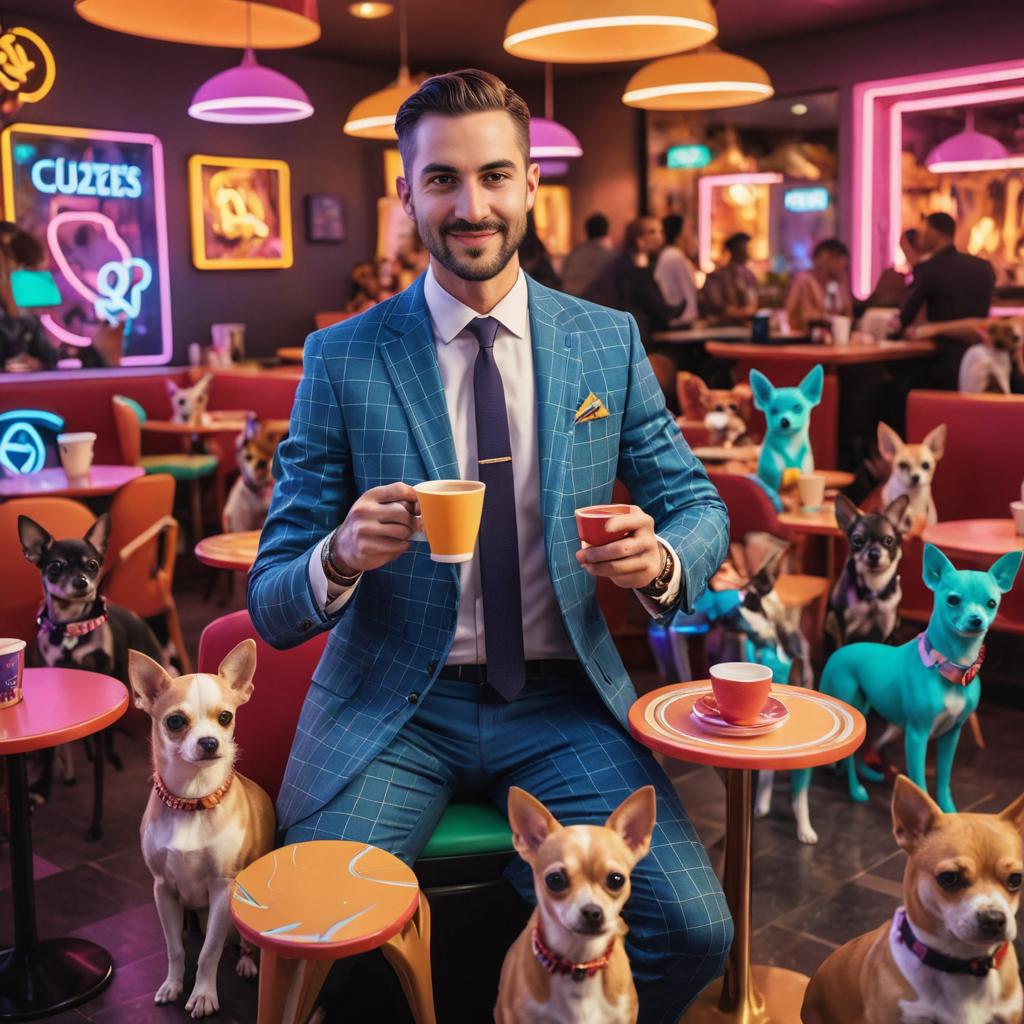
[308,266,680,662]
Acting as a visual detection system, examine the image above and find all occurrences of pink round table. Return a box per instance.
[0,668,127,1019]
[0,465,144,499]
[923,519,1024,558]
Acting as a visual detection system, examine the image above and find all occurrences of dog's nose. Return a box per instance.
[910,473,921,485]
[867,549,881,565]
[197,736,219,754]
[580,904,604,928]
[72,576,89,591]
[976,908,1007,938]
[779,417,790,429]
[969,614,984,630]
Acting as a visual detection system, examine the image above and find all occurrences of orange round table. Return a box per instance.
[922,519,1024,558]
[195,530,260,571]
[630,682,865,1023]
[0,465,144,499]
[0,669,128,1020]
[276,346,305,364]
[231,840,433,1024]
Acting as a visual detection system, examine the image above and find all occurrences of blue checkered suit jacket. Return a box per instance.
[249,274,728,829]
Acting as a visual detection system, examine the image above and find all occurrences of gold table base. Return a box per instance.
[684,965,809,1023]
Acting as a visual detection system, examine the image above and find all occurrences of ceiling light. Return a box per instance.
[926,108,1024,172]
[347,2,394,17]
[623,51,773,110]
[189,48,314,123]
[75,0,320,48]
[529,64,582,178]
[790,102,808,116]
[504,0,717,63]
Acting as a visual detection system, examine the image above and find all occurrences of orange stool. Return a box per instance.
[231,840,435,1024]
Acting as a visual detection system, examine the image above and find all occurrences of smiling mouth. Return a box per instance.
[448,232,497,244]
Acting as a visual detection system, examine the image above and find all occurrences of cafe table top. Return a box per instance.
[0,465,144,499]
[706,339,936,366]
[195,530,261,571]
[141,411,252,435]
[277,346,305,363]
[777,504,843,537]
[922,519,1024,558]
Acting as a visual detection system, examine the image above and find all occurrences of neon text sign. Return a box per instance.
[784,187,829,213]
[0,410,63,476]
[0,23,55,107]
[31,158,143,198]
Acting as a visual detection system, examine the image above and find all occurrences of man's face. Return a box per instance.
[636,219,664,255]
[396,111,539,282]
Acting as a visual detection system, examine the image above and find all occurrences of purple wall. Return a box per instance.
[10,14,391,362]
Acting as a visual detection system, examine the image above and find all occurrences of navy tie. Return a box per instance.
[467,316,525,701]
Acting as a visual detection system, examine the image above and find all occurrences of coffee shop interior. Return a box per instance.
[2,1,1024,1022]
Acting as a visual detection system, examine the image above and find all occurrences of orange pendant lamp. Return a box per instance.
[623,50,773,110]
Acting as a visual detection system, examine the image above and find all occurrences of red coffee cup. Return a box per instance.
[575,504,633,547]
[709,662,772,725]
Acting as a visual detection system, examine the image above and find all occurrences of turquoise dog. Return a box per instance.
[789,544,1021,843]
[749,364,824,494]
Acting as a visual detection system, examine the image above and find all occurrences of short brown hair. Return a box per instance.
[395,69,531,172]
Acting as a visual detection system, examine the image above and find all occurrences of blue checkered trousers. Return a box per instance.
[248,274,732,1022]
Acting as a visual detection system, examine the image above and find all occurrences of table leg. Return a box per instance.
[0,753,113,1021]
[682,769,809,1023]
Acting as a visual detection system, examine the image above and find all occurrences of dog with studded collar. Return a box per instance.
[802,775,1024,1024]
[494,786,656,1023]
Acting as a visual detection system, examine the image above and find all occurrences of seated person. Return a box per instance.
[0,222,58,372]
[345,260,383,314]
[701,232,759,324]
[785,238,853,333]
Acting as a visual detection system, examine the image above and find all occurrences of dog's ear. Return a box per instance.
[999,792,1024,831]
[129,649,173,710]
[988,550,1022,595]
[923,543,956,591]
[676,372,708,417]
[606,786,657,863]
[217,639,257,704]
[508,786,561,861]
[922,423,947,460]
[18,515,52,565]
[83,514,111,562]
[798,364,824,406]
[243,413,261,443]
[748,369,774,410]
[876,421,902,462]
[883,494,911,533]
[196,373,214,397]
[834,494,861,533]
[165,379,180,397]
[892,775,943,851]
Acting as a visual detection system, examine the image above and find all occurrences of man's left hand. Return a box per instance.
[575,505,664,590]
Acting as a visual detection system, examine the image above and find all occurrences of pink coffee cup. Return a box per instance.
[709,662,773,725]
[575,504,633,547]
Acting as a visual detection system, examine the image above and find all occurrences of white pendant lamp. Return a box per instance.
[623,50,773,110]
[343,0,419,139]
[504,0,717,64]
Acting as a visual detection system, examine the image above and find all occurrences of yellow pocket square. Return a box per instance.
[574,392,610,424]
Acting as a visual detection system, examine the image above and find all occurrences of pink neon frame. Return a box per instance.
[697,172,783,273]
[5,125,173,366]
[852,60,1024,299]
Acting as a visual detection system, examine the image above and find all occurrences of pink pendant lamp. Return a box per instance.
[530,65,582,176]
[926,109,1024,173]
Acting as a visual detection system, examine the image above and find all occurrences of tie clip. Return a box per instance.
[478,456,513,465]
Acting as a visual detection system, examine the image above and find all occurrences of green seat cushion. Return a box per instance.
[140,453,218,480]
[420,800,514,859]
[113,395,147,423]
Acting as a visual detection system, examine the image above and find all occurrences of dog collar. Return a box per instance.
[917,632,985,686]
[153,771,234,811]
[242,474,274,499]
[531,925,615,983]
[896,907,1008,978]
[37,600,108,651]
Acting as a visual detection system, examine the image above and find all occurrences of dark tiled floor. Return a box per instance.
[3,574,1023,1020]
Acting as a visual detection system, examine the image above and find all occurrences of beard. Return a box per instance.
[414,209,527,282]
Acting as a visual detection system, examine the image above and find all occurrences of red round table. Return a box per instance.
[630,681,865,1023]
[0,668,128,1021]
[922,519,1024,558]
[0,465,144,499]
[194,530,260,571]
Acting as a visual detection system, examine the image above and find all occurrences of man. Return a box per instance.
[249,70,731,1023]
[560,211,613,297]
[899,212,996,389]
[654,213,699,328]
[701,231,759,324]
[785,237,853,333]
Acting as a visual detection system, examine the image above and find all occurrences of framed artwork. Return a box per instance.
[188,154,292,270]
[0,122,173,365]
[305,193,345,243]
[534,184,572,257]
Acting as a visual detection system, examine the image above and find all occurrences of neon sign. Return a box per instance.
[0,410,63,476]
[784,187,829,213]
[0,23,55,108]
[30,158,143,198]
[666,144,711,170]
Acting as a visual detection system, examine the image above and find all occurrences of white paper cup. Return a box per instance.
[1011,500,1024,537]
[797,473,827,512]
[57,432,96,480]
[829,314,852,346]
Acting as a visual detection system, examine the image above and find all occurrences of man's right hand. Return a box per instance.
[330,482,421,576]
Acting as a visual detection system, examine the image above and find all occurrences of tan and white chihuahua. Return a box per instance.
[878,421,947,536]
[221,415,282,533]
[803,775,1024,1024]
[167,373,213,426]
[494,786,656,1024]
[130,641,275,1019]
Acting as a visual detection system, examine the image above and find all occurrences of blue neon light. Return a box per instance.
[30,158,143,199]
[0,410,64,476]
[666,144,711,170]
[784,187,830,213]
[94,257,153,323]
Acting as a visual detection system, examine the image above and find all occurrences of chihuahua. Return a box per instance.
[676,372,755,447]
[959,318,1024,394]
[803,776,1024,1024]
[167,373,213,426]
[494,786,656,1024]
[19,513,164,838]
[878,422,946,536]
[130,641,275,1019]
[827,493,911,649]
[222,415,282,533]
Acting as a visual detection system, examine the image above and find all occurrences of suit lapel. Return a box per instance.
[379,275,461,483]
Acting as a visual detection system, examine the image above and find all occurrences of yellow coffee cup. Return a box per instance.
[413,480,486,563]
